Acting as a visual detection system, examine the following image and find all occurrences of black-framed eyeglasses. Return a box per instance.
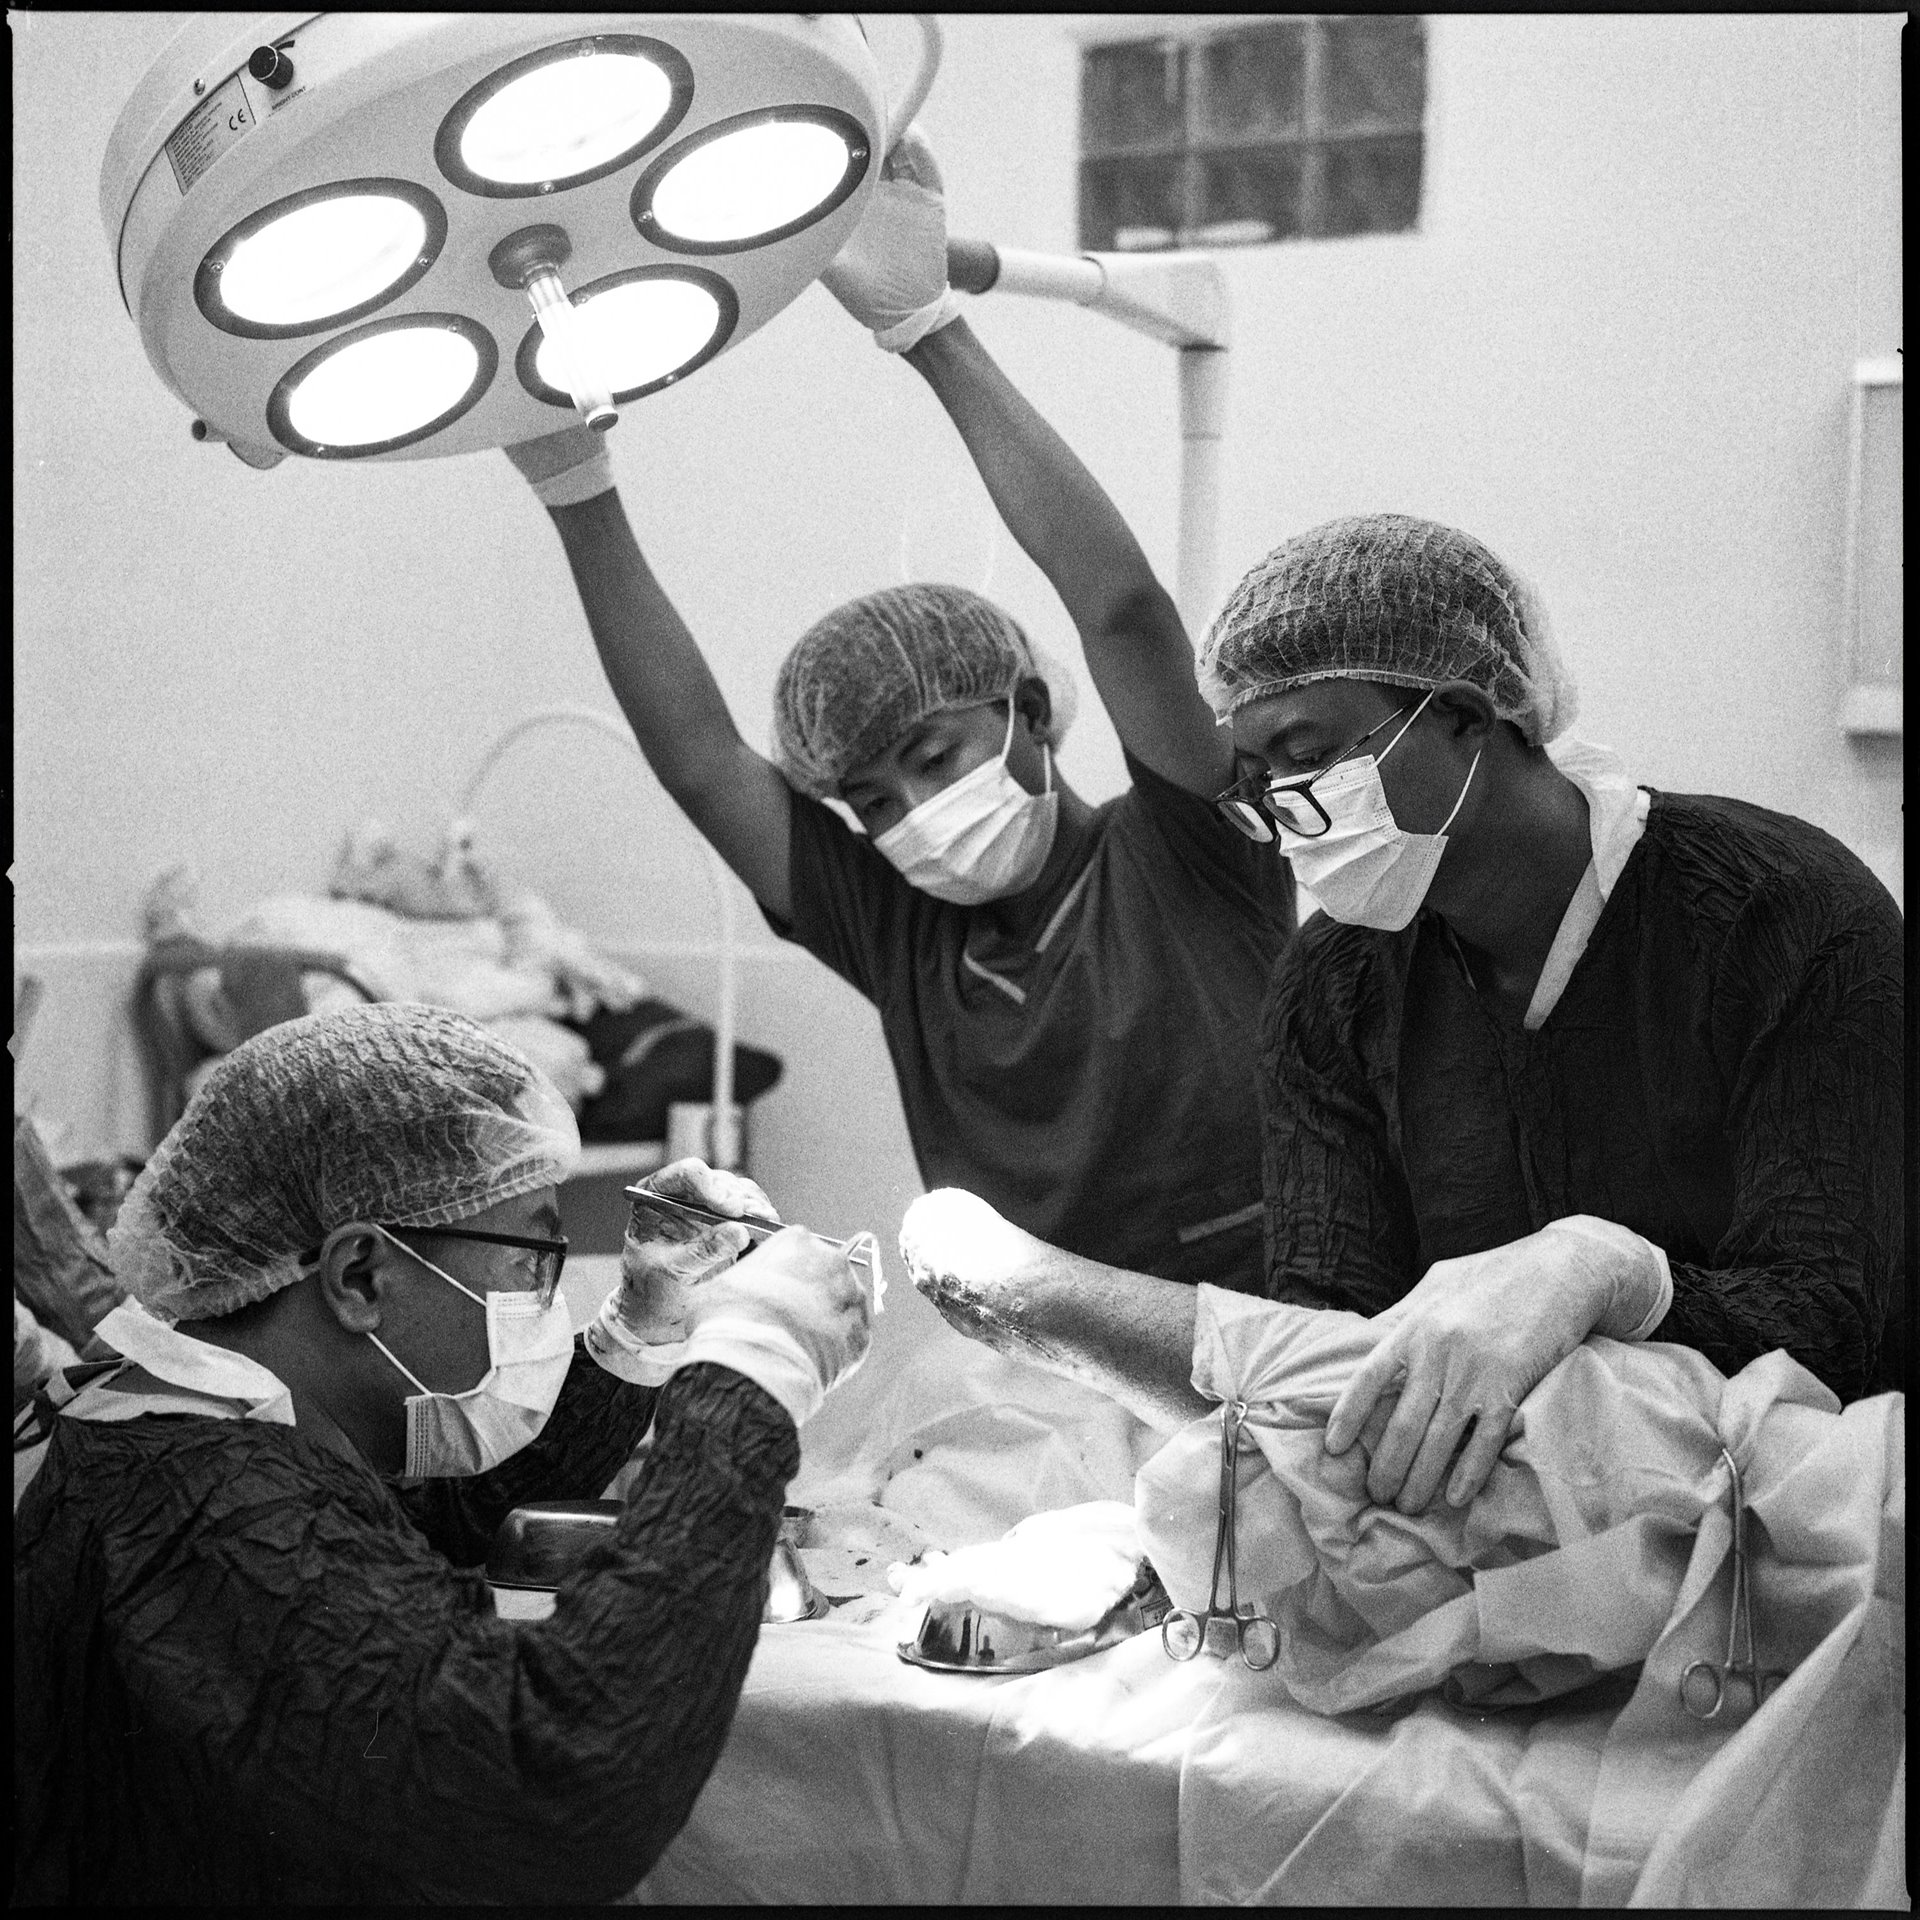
[1214,699,1419,844]
[377,1223,569,1308]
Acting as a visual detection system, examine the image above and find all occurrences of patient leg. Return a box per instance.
[899,1190,1210,1433]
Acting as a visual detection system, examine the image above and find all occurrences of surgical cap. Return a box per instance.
[1197,515,1578,747]
[111,1003,579,1322]
[771,583,1079,798]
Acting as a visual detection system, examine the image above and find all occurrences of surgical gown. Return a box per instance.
[1258,790,1905,1400]
[12,1347,797,1906]
[768,750,1295,1289]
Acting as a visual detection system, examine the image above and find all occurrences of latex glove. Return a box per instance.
[1324,1216,1672,1515]
[897,1187,1058,1354]
[503,423,615,508]
[609,1157,780,1345]
[680,1225,873,1429]
[820,125,964,352]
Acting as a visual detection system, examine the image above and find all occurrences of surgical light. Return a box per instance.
[637,111,870,252]
[270,317,496,457]
[436,37,690,197]
[198,183,443,335]
[103,15,942,465]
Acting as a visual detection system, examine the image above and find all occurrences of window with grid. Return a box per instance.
[1079,16,1426,251]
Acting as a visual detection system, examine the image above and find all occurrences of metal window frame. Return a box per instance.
[1077,15,1425,250]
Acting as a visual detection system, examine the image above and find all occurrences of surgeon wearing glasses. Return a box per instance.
[14,1004,872,1908]
[894,515,1905,1523]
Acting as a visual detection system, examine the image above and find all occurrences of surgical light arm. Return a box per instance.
[946,240,1230,640]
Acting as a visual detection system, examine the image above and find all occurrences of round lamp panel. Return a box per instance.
[517,268,738,407]
[436,36,692,198]
[269,315,497,457]
[196,180,446,338]
[634,108,870,254]
[105,14,888,460]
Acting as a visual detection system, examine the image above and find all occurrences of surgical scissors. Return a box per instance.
[1162,1398,1281,1672]
[1680,1445,1787,1720]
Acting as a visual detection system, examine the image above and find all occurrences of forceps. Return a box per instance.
[1162,1398,1281,1672]
[1680,1445,1787,1720]
[624,1187,882,1296]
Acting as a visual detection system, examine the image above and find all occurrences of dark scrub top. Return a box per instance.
[1258,790,1906,1402]
[12,1343,795,1907]
[769,749,1296,1289]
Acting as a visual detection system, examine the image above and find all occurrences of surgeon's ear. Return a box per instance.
[314,1222,389,1333]
[1012,674,1053,742]
[1429,681,1498,744]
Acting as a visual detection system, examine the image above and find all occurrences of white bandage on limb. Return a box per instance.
[1538,1215,1673,1342]
[873,286,965,354]
[584,1289,827,1429]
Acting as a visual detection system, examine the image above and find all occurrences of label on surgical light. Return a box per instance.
[167,75,256,197]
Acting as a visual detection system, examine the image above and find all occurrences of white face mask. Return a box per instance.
[872,701,1059,905]
[1283,692,1482,931]
[366,1227,574,1478]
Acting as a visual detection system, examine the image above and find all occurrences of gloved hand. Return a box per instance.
[680,1225,873,1429]
[609,1157,780,1346]
[1324,1215,1672,1515]
[820,125,964,352]
[503,422,615,509]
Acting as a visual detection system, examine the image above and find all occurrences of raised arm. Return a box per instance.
[821,131,1232,797]
[908,319,1231,796]
[508,433,794,920]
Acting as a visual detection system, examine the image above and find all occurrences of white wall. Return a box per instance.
[14,12,1903,1221]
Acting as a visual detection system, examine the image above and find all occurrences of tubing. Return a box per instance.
[459,706,743,1168]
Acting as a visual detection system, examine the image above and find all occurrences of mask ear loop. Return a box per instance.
[1438,749,1482,834]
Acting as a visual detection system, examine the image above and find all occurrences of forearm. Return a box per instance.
[905,318,1172,639]
[982,1245,1208,1433]
[546,490,749,802]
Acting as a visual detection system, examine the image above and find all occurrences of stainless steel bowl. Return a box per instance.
[898,1562,1173,1674]
[485,1499,826,1623]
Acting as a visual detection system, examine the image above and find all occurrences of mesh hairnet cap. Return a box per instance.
[110,1003,580,1322]
[772,583,1079,798]
[1197,515,1578,746]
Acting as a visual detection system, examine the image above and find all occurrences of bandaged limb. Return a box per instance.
[898,1189,1209,1432]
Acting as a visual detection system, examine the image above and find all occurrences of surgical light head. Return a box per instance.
[111,1003,579,1323]
[1197,514,1578,748]
[772,583,1080,799]
[101,15,932,465]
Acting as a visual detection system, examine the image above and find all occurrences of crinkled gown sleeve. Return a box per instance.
[12,1362,796,1907]
[1652,876,1906,1398]
[1258,917,1423,1315]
